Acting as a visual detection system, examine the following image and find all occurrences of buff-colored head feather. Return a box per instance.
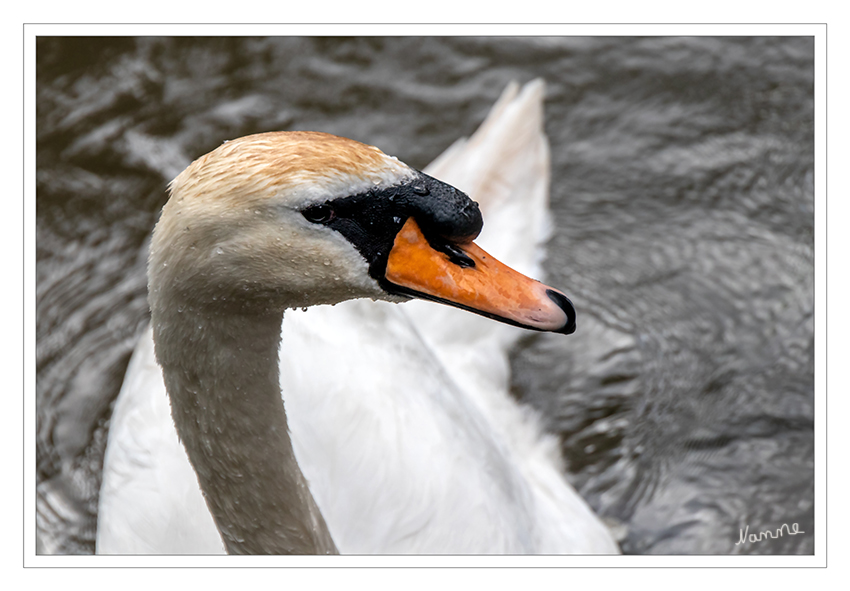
[168,131,415,211]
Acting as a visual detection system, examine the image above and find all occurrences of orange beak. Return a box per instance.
[384,218,576,334]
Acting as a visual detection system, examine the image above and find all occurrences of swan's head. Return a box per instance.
[149,131,575,334]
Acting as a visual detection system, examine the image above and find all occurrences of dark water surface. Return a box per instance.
[35,36,814,555]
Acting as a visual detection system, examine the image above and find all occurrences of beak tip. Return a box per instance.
[545,289,577,335]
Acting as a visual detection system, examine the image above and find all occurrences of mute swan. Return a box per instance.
[97,80,620,554]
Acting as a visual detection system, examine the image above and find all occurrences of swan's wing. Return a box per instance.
[408,79,619,553]
[407,80,552,398]
[282,301,541,553]
[406,79,564,477]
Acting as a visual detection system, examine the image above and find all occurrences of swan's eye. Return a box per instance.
[302,204,335,224]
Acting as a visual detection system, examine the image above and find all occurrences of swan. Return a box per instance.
[97,80,620,554]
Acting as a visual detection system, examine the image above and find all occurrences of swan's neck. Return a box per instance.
[151,304,337,555]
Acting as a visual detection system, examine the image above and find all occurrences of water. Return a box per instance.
[36,36,813,554]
